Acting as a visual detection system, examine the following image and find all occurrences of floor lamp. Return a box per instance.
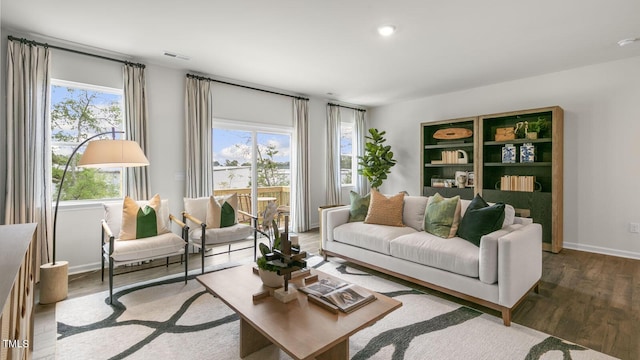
[39,129,149,304]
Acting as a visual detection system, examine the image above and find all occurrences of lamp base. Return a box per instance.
[40,261,68,304]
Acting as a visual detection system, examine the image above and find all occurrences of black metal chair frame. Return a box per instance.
[182,210,263,274]
[101,214,189,304]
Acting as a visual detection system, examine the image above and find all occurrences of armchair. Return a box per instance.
[102,197,188,304]
[183,195,260,274]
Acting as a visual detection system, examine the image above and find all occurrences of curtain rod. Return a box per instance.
[328,103,366,112]
[7,35,146,69]
[186,73,309,101]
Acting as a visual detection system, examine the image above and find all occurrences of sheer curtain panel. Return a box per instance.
[354,109,368,195]
[123,64,151,199]
[185,77,214,197]
[326,104,341,205]
[292,99,310,232]
[4,39,52,266]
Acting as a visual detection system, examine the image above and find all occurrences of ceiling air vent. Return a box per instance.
[163,51,190,60]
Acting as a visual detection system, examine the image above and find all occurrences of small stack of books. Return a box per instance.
[500,175,536,192]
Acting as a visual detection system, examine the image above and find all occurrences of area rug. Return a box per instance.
[56,256,615,360]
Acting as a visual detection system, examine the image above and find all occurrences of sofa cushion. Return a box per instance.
[390,232,480,278]
[424,193,461,238]
[457,194,505,246]
[403,196,429,231]
[333,222,417,255]
[348,191,370,222]
[364,189,405,227]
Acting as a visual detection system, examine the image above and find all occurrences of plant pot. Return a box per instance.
[258,268,284,288]
[526,132,538,139]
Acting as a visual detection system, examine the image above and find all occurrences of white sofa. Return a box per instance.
[321,195,542,326]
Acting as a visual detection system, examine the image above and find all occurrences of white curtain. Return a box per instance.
[185,77,214,197]
[326,104,341,205]
[123,64,151,200]
[354,109,368,195]
[291,98,309,232]
[4,39,52,266]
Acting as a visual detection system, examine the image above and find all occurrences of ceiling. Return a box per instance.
[3,0,640,107]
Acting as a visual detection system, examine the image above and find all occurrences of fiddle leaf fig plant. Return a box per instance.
[357,128,397,189]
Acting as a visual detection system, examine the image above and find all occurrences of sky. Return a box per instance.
[213,129,291,164]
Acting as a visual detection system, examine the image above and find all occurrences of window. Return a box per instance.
[50,80,124,201]
[340,122,356,186]
[212,125,291,219]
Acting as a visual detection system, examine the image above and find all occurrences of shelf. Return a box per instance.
[484,162,551,167]
[424,142,474,150]
[484,138,552,146]
[424,163,474,168]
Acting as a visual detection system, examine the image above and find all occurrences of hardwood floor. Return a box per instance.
[33,230,639,359]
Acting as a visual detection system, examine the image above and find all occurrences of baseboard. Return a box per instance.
[69,262,101,275]
[563,242,640,260]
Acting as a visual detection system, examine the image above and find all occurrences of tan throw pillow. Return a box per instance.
[206,193,238,229]
[364,189,405,227]
[424,193,462,238]
[119,194,167,240]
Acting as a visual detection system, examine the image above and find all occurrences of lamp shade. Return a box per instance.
[77,139,149,168]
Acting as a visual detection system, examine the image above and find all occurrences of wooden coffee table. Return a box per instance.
[197,264,402,360]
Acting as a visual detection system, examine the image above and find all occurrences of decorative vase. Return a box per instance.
[258,268,284,288]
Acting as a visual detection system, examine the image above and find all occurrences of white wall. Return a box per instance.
[369,56,640,259]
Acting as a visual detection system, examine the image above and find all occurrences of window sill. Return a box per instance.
[55,198,122,211]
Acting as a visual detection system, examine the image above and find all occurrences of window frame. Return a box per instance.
[50,79,126,205]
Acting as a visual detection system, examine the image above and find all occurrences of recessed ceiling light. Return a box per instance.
[377,25,396,37]
[617,38,639,47]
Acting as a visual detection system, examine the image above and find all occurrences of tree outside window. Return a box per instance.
[50,80,124,201]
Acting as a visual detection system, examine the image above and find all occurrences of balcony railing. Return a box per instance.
[213,186,290,221]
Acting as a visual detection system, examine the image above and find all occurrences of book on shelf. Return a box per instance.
[500,175,535,192]
[299,278,376,313]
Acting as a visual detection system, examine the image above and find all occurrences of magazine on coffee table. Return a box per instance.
[300,278,376,313]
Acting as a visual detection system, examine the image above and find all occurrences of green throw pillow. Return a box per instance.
[136,205,158,239]
[348,191,370,222]
[220,201,236,228]
[424,193,461,238]
[457,194,505,247]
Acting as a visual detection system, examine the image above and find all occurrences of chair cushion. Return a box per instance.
[116,195,170,240]
[105,232,185,262]
[207,193,238,228]
[364,189,405,227]
[110,194,170,240]
[189,223,254,246]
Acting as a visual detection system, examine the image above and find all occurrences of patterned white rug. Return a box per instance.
[56,256,616,360]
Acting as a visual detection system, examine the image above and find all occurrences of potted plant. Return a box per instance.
[526,121,540,139]
[357,128,397,189]
[256,220,284,287]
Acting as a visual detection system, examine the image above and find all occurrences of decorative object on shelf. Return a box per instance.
[520,143,535,163]
[466,172,475,187]
[256,216,307,303]
[432,127,473,140]
[433,149,469,164]
[501,144,516,163]
[42,128,149,304]
[526,121,539,139]
[358,128,397,189]
[495,127,515,141]
[514,121,528,139]
[431,178,446,188]
[455,171,468,188]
